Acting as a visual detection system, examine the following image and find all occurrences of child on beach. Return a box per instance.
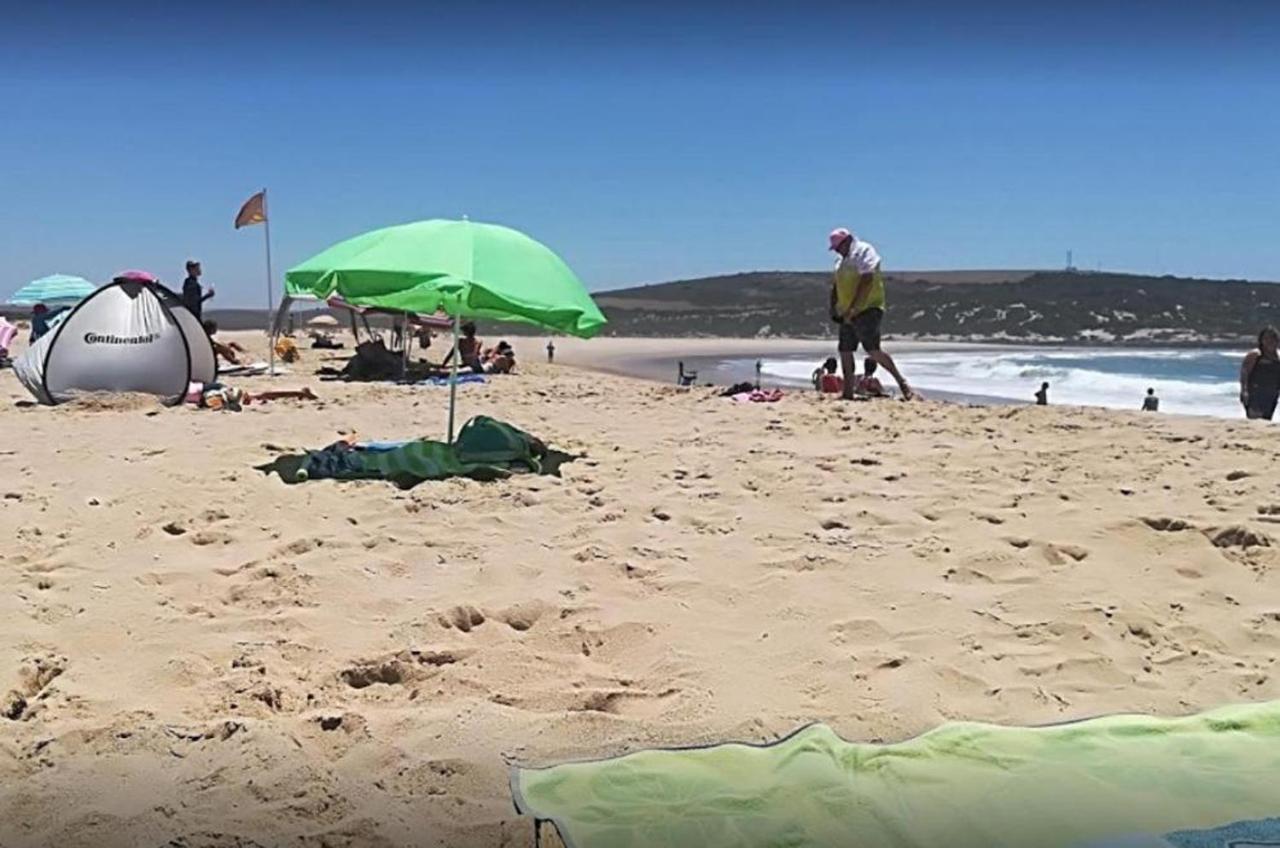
[857,358,887,397]
[813,357,844,394]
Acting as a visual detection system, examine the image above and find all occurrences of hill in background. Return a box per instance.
[593,269,1280,344]
[8,269,1274,345]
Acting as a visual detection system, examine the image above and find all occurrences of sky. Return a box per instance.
[2,0,1278,306]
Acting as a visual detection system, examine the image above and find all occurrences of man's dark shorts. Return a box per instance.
[838,308,883,353]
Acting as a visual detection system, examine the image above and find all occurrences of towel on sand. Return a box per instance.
[420,373,487,387]
[732,388,783,403]
[293,416,562,485]
[512,699,1280,848]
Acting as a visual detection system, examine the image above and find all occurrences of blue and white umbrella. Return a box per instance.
[7,274,96,306]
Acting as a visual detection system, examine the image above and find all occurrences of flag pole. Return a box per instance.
[262,188,276,377]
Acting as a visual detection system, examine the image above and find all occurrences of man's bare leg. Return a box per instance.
[839,349,857,399]
[869,349,914,400]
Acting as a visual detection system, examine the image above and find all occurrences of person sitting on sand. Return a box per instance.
[813,357,843,394]
[1035,382,1049,405]
[202,320,246,365]
[1241,326,1280,421]
[1142,388,1159,412]
[484,341,517,374]
[443,322,484,373]
[857,358,888,397]
[30,303,67,343]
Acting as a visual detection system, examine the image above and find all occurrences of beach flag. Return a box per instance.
[236,188,277,375]
[234,191,267,229]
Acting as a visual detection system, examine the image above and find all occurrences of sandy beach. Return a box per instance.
[3,331,1280,847]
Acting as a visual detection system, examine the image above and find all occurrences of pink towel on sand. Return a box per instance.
[732,389,783,403]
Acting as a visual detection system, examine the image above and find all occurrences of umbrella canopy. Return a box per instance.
[324,294,454,330]
[8,274,96,306]
[307,314,339,327]
[285,219,606,338]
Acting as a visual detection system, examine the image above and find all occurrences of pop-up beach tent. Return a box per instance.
[285,218,606,440]
[14,271,216,405]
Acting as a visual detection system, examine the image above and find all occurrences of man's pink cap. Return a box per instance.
[828,228,853,251]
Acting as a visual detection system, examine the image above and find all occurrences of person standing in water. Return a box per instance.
[1142,388,1160,412]
[1035,382,1049,405]
[1240,326,1280,421]
[828,228,914,401]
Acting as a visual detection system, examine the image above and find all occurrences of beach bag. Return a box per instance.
[454,415,544,471]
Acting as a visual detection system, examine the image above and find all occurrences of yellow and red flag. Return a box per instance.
[234,191,267,229]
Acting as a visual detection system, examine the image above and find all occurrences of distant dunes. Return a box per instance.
[592,269,1280,344]
[20,268,1267,344]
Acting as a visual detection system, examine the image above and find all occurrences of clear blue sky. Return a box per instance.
[2,1,1278,305]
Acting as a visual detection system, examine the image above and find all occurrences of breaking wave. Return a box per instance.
[758,348,1245,418]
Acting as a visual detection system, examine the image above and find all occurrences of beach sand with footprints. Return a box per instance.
[2,332,1280,846]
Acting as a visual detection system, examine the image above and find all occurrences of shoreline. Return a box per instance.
[549,337,1032,406]
[549,336,1000,382]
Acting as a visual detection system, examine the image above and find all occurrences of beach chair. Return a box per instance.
[677,360,698,387]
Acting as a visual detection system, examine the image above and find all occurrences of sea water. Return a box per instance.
[754,348,1247,418]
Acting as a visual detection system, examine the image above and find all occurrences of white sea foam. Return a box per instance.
[758,348,1246,418]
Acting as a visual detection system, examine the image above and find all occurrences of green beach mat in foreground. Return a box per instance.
[511,701,1280,848]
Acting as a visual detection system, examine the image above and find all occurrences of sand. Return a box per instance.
[2,331,1280,847]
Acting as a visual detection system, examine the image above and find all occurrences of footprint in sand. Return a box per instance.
[497,600,548,632]
[1142,517,1194,532]
[341,661,407,689]
[1208,526,1270,549]
[439,605,486,632]
[2,655,66,721]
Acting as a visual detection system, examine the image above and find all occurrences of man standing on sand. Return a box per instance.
[182,259,214,321]
[828,228,914,400]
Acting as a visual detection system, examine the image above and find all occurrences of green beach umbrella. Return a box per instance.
[285,219,605,337]
[285,219,606,439]
[8,274,96,306]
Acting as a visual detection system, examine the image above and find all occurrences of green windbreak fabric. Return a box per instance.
[284,219,606,338]
[512,701,1280,848]
[294,416,544,485]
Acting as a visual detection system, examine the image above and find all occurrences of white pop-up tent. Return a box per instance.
[14,272,216,405]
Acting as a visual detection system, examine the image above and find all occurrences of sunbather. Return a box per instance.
[484,340,516,374]
[443,322,484,373]
[202,320,246,365]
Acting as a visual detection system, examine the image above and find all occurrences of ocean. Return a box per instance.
[749,347,1248,418]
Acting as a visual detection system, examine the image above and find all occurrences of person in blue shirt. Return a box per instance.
[29,303,67,343]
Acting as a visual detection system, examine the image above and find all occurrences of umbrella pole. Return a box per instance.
[447,313,460,443]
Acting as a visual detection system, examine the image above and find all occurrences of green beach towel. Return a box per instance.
[293,416,548,485]
[511,700,1280,848]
